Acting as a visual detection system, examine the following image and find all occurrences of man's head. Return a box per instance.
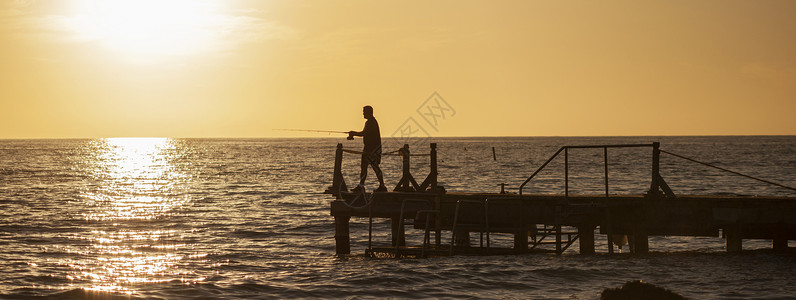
[362,105,374,119]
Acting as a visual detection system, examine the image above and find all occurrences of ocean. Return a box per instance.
[1,136,795,299]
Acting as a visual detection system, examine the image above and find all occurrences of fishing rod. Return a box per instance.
[273,129,355,139]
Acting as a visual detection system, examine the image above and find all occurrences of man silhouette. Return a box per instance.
[348,105,387,192]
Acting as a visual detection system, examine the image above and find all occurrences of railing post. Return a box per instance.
[327,143,347,196]
[564,147,569,198]
[418,143,439,192]
[559,147,569,255]
[604,147,609,198]
[402,144,411,181]
[650,142,661,195]
[430,143,438,191]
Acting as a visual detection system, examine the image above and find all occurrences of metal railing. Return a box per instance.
[519,143,659,196]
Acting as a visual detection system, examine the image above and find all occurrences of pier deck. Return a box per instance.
[327,142,796,257]
[331,191,796,256]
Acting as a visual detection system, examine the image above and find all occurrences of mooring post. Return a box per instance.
[334,215,351,255]
[578,225,595,254]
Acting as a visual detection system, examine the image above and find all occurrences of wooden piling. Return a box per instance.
[606,208,614,254]
[578,226,595,254]
[632,210,650,254]
[433,195,442,246]
[773,239,788,250]
[455,229,471,247]
[326,143,347,195]
[514,229,528,252]
[492,147,497,161]
[391,218,406,247]
[334,215,351,255]
[773,235,788,251]
[555,206,563,255]
[726,225,742,252]
[633,231,649,254]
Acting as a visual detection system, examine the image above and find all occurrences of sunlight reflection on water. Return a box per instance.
[81,138,189,221]
[1,137,793,299]
[66,138,200,293]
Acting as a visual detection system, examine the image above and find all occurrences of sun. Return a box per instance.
[66,0,225,58]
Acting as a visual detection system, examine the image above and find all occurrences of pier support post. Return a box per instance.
[632,217,649,254]
[773,239,788,251]
[605,209,615,254]
[726,225,742,252]
[773,233,788,251]
[578,226,595,254]
[334,216,351,255]
[633,232,649,254]
[514,229,528,253]
[454,230,471,247]
[391,218,406,247]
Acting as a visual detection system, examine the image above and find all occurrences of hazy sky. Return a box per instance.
[1,0,795,138]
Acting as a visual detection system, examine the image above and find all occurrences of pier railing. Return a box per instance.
[325,143,441,197]
[519,142,675,198]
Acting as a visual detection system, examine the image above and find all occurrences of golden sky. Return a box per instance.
[1,0,795,138]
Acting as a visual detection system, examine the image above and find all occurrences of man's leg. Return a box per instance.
[372,163,385,186]
[359,155,368,186]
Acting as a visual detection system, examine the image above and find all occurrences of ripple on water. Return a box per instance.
[1,137,795,299]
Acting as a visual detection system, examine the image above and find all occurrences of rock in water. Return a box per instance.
[601,280,687,300]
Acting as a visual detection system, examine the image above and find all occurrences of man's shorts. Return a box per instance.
[362,147,382,166]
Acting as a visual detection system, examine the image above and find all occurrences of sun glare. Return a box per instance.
[67,137,201,293]
[66,0,225,58]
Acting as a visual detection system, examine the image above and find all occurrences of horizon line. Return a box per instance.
[1,134,795,140]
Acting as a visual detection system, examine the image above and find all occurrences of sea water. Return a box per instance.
[1,136,795,299]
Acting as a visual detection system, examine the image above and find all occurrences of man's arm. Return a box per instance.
[348,121,370,138]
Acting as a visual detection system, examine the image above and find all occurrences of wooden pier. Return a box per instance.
[327,143,796,257]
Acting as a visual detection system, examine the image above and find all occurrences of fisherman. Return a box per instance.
[348,105,387,192]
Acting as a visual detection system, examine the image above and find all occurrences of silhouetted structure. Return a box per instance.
[326,142,796,257]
